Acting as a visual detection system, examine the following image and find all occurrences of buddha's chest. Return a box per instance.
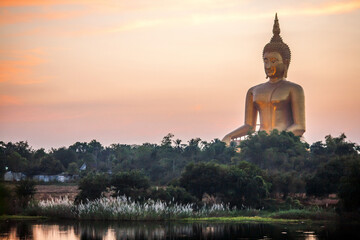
[253,84,291,109]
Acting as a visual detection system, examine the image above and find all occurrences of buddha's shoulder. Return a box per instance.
[248,80,304,93]
[248,83,265,93]
[282,80,304,92]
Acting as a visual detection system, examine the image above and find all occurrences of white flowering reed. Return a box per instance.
[195,203,236,217]
[27,196,240,220]
[28,196,195,220]
[27,196,77,218]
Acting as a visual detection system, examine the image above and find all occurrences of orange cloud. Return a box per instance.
[0,49,47,85]
[189,0,360,25]
[0,95,23,106]
[283,0,360,16]
[71,0,360,36]
[0,0,245,10]
[0,6,92,25]
[0,0,77,7]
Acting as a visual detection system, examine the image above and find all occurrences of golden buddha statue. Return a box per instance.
[222,14,305,145]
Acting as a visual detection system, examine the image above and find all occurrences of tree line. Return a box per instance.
[1,131,360,211]
[0,134,236,184]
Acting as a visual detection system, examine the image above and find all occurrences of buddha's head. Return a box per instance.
[263,14,291,79]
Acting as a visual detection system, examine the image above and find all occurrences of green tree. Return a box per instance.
[239,130,309,171]
[161,133,174,147]
[82,153,97,170]
[183,138,202,162]
[76,173,110,203]
[110,170,150,199]
[39,155,64,175]
[149,186,197,204]
[270,172,303,199]
[15,180,36,208]
[338,160,360,211]
[306,158,344,196]
[0,182,10,214]
[52,147,77,169]
[180,162,225,199]
[67,162,79,175]
[306,134,360,197]
[179,161,269,208]
[201,139,236,164]
[6,152,28,172]
[224,162,269,207]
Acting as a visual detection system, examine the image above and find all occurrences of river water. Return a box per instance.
[1,220,359,240]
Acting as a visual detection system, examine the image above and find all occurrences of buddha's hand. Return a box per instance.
[222,134,231,146]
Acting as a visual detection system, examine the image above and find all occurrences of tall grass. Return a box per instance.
[26,196,240,220]
[267,208,337,220]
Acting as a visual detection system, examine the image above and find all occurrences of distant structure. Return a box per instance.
[222,14,305,145]
[3,171,26,181]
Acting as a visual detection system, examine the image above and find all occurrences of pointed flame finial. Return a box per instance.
[273,13,280,36]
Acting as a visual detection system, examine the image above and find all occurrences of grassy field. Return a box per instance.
[3,182,79,201]
[35,185,79,201]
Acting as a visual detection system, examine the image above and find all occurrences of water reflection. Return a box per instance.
[1,220,360,240]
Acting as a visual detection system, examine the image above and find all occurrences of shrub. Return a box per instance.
[0,182,10,214]
[75,173,110,203]
[110,170,150,200]
[16,180,36,208]
[179,162,270,208]
[338,159,360,211]
[148,186,197,204]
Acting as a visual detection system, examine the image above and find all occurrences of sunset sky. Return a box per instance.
[1,0,360,149]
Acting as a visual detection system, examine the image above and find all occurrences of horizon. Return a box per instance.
[0,131,354,152]
[1,0,360,149]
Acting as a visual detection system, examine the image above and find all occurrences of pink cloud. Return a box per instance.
[0,49,47,85]
[0,6,93,25]
[0,95,23,106]
[0,0,75,7]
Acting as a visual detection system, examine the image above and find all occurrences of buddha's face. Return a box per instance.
[263,51,287,79]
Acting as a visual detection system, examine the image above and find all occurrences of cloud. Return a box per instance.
[0,0,82,7]
[186,0,360,25]
[73,19,165,36]
[0,0,246,11]
[71,0,360,36]
[282,0,360,16]
[0,95,23,106]
[0,6,92,25]
[0,49,47,85]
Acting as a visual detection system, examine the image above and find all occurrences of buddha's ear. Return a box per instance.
[283,64,288,78]
[283,59,290,78]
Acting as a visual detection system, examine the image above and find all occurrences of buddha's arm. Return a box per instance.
[222,88,257,145]
[286,85,305,136]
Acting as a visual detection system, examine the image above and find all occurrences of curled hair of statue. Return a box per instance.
[263,13,291,68]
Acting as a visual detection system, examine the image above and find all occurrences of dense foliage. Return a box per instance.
[179,161,269,208]
[0,182,9,214]
[0,180,36,214]
[15,180,37,208]
[1,131,360,211]
[0,135,236,185]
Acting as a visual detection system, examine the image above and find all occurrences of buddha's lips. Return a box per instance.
[266,68,276,76]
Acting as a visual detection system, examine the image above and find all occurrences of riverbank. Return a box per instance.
[0,215,47,221]
[183,216,301,223]
[184,209,338,222]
